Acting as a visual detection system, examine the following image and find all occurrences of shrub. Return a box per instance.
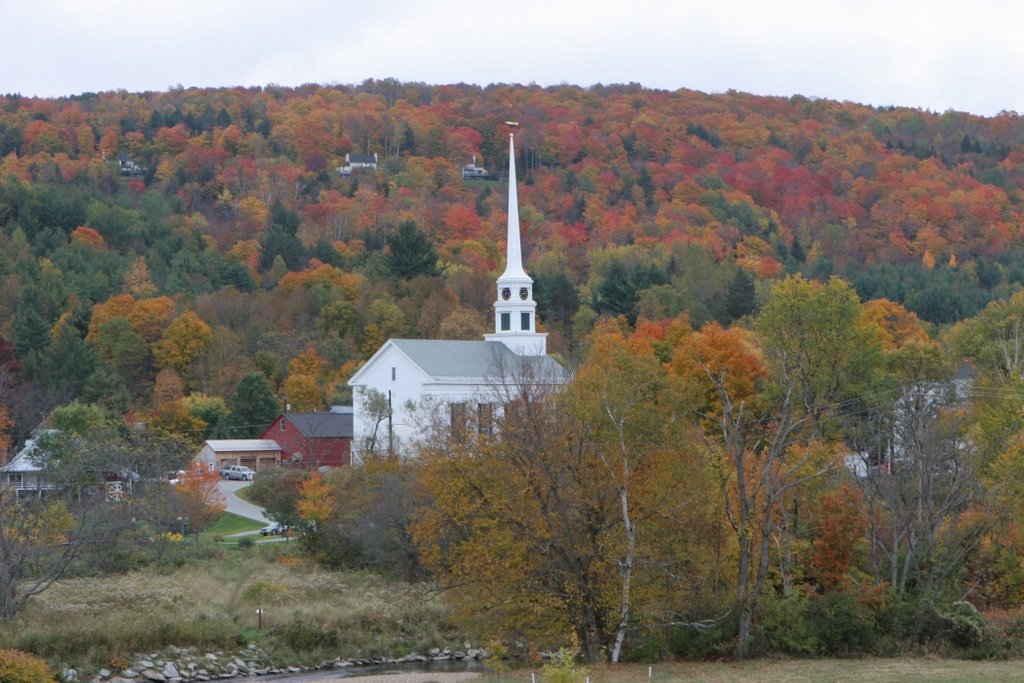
[273,619,338,651]
[0,648,55,683]
[540,648,587,683]
[877,595,990,653]
[641,612,734,661]
[755,591,819,656]
[805,589,878,655]
[941,601,988,648]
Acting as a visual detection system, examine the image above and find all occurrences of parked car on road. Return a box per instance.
[259,522,288,536]
[221,465,255,481]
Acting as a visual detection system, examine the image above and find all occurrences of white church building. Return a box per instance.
[348,134,567,458]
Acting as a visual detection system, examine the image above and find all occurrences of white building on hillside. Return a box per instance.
[1,436,56,500]
[348,134,567,458]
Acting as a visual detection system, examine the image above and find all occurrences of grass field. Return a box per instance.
[0,541,458,673]
[481,659,1024,682]
[4,509,1024,681]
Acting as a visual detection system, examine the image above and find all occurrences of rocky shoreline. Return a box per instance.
[77,644,488,683]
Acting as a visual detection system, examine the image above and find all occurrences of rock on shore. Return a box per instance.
[91,643,488,683]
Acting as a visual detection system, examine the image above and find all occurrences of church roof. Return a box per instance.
[389,339,565,382]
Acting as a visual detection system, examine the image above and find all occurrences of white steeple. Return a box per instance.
[485,133,547,356]
[500,134,529,281]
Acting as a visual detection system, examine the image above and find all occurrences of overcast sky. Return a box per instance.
[1,0,1020,117]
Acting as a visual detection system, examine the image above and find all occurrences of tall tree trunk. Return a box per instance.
[735,529,753,658]
[610,484,635,663]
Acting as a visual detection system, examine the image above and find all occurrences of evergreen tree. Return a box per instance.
[40,324,95,401]
[260,224,304,271]
[385,221,439,280]
[228,372,280,437]
[268,200,301,235]
[725,268,758,321]
[534,272,581,327]
[593,261,668,324]
[12,305,50,360]
[790,238,806,264]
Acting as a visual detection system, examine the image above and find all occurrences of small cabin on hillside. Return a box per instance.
[118,153,144,177]
[461,156,489,179]
[338,153,379,176]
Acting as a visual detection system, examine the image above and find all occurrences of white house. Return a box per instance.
[1,436,56,500]
[461,155,489,179]
[349,133,567,458]
[338,153,379,176]
[1,431,141,502]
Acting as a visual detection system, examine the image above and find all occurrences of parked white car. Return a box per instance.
[220,465,255,481]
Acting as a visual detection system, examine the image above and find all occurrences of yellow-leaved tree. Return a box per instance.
[152,311,213,383]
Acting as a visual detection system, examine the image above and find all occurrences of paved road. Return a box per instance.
[218,479,271,523]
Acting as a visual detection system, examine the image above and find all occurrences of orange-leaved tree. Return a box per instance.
[176,462,226,534]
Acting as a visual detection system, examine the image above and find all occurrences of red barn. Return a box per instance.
[262,408,353,470]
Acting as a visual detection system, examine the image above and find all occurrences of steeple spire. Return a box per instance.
[484,132,547,355]
[501,134,528,280]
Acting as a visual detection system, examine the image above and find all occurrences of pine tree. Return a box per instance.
[725,268,758,321]
[228,372,280,438]
[385,221,439,280]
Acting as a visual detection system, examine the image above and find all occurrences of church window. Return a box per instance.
[391,367,396,381]
[478,403,493,435]
[501,313,510,331]
[519,287,529,300]
[450,402,467,440]
[521,312,530,330]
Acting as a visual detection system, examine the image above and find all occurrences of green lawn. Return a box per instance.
[202,511,265,537]
[232,484,255,503]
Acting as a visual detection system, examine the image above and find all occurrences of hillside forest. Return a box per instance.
[6,81,1024,660]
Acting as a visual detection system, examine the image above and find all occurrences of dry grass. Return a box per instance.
[0,545,457,670]
[480,659,1024,683]
[8,548,1024,681]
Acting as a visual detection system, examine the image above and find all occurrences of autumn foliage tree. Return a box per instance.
[808,484,868,589]
[413,338,718,663]
[568,322,718,662]
[176,462,227,533]
[152,311,214,382]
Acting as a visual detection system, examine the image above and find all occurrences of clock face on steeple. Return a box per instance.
[501,287,512,300]
[519,287,529,300]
